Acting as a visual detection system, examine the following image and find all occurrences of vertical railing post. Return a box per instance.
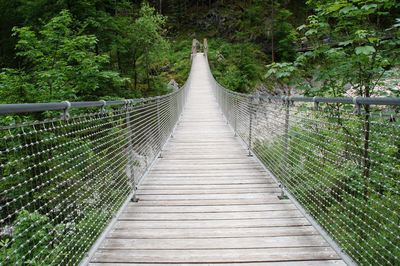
[169,95,174,138]
[278,96,290,200]
[234,97,238,137]
[191,39,197,60]
[228,95,232,124]
[224,91,228,116]
[156,97,162,158]
[203,38,208,57]
[248,95,253,156]
[226,93,229,124]
[283,96,290,166]
[180,89,183,115]
[248,92,260,156]
[126,100,139,202]
[175,93,179,123]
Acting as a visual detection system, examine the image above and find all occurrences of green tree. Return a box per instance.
[113,3,168,95]
[0,10,125,103]
[265,1,400,264]
[297,0,400,97]
[208,39,266,93]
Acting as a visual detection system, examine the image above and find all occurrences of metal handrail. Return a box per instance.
[0,86,185,115]
[259,95,400,106]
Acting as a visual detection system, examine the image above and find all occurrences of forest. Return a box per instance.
[1,0,399,100]
[0,0,399,265]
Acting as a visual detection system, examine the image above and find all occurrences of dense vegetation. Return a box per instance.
[0,0,399,265]
[252,99,400,265]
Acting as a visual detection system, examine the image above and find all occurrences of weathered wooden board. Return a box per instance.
[123,203,296,212]
[136,193,282,201]
[136,188,281,194]
[119,210,303,220]
[141,179,273,185]
[114,218,311,229]
[100,235,329,249]
[138,184,277,189]
[145,173,271,177]
[134,199,290,206]
[89,261,346,266]
[91,247,340,263]
[108,226,319,239]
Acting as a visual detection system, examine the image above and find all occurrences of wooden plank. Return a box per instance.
[89,260,347,266]
[136,193,280,201]
[119,210,303,220]
[155,160,258,165]
[143,178,272,182]
[158,155,248,159]
[161,149,246,153]
[136,188,280,195]
[164,145,241,148]
[114,218,311,229]
[151,163,261,169]
[139,184,277,189]
[167,140,238,143]
[146,174,270,178]
[149,169,267,173]
[90,247,340,263]
[143,177,271,181]
[141,179,272,185]
[134,199,291,206]
[108,226,319,239]
[124,203,297,212]
[100,235,329,250]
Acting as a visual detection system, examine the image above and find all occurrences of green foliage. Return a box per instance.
[208,39,266,93]
[112,3,169,96]
[295,0,400,97]
[255,106,400,265]
[0,110,133,264]
[165,39,192,86]
[0,210,52,264]
[0,1,175,101]
[265,62,300,94]
[263,1,400,265]
[0,10,126,103]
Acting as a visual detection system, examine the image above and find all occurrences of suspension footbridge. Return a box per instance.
[0,40,399,265]
[87,52,344,265]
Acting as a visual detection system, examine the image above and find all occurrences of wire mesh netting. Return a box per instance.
[0,87,187,265]
[211,71,400,265]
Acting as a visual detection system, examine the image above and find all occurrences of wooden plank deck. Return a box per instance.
[89,54,345,265]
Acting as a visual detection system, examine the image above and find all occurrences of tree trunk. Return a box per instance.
[145,53,151,91]
[117,50,122,72]
[362,87,371,203]
[133,58,137,91]
[271,0,275,62]
[362,110,371,202]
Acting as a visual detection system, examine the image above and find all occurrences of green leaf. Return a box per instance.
[305,29,318,36]
[355,46,376,55]
[297,24,307,31]
[367,37,379,44]
[394,18,400,28]
[361,4,378,11]
[339,5,357,14]
[339,40,353,46]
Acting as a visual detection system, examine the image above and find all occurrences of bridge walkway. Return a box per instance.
[88,54,345,265]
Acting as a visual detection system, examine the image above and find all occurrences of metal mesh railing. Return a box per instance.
[0,80,189,264]
[207,59,400,265]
